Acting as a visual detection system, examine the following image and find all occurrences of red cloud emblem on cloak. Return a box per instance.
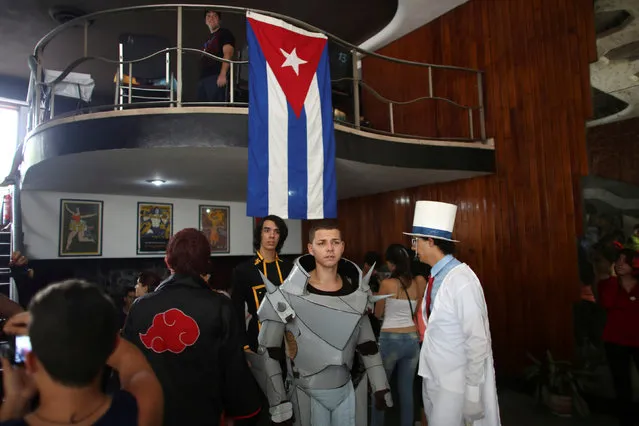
[139,308,200,354]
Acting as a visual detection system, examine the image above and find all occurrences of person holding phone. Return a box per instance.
[0,280,164,426]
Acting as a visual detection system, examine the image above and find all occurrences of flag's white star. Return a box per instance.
[280,48,307,76]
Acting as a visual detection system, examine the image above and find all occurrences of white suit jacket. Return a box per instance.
[419,263,501,425]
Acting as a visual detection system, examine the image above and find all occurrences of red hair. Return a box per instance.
[165,228,211,276]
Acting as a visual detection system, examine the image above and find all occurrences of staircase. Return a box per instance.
[0,231,11,298]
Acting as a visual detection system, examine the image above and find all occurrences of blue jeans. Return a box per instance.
[197,74,228,102]
[371,332,420,426]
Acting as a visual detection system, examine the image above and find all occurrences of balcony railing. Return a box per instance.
[27,4,486,142]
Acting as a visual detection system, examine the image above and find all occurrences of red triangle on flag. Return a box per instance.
[248,16,328,118]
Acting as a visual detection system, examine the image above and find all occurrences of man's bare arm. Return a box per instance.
[219,44,234,79]
[0,294,24,318]
[108,337,164,426]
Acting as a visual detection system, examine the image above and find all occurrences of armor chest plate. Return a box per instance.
[283,290,369,378]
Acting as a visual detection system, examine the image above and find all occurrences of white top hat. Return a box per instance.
[403,201,459,242]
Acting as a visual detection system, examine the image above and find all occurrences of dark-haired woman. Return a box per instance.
[371,244,426,426]
[598,248,639,426]
[134,270,162,298]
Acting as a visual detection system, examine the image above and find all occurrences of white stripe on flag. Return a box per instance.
[266,63,289,218]
[305,73,324,219]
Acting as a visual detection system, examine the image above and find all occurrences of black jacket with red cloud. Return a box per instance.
[122,274,261,426]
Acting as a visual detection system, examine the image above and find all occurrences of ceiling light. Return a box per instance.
[146,179,166,186]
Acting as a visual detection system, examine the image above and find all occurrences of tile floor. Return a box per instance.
[385,389,618,425]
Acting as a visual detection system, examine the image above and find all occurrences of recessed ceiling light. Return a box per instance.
[146,179,166,186]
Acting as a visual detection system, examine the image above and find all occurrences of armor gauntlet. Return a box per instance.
[253,283,296,423]
[257,320,289,409]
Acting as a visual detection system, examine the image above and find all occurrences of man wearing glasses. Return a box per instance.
[405,201,501,426]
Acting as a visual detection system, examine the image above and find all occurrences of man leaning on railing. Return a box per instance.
[199,9,235,103]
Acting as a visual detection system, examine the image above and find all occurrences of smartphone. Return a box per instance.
[0,335,31,365]
[12,335,32,365]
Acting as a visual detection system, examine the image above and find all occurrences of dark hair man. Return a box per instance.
[0,279,163,425]
[253,219,392,426]
[406,201,500,426]
[231,215,293,351]
[119,286,136,330]
[134,271,162,298]
[123,228,261,426]
[198,9,235,102]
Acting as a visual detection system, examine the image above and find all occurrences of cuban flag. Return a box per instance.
[246,11,337,220]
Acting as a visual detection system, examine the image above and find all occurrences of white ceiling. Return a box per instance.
[359,0,469,52]
[589,0,639,125]
[21,147,489,201]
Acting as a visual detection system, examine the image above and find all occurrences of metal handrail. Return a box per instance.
[332,77,479,110]
[35,49,482,136]
[33,4,482,74]
[29,4,487,142]
[45,52,478,109]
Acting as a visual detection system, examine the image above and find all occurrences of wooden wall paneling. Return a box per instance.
[502,0,532,367]
[346,0,596,375]
[564,0,590,213]
[551,5,578,341]
[555,0,581,348]
[565,0,590,334]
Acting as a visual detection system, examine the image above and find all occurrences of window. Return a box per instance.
[0,105,19,180]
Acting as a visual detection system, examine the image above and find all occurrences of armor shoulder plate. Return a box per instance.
[280,257,311,296]
[257,272,296,323]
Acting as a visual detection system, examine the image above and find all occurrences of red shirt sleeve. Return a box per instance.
[598,277,618,309]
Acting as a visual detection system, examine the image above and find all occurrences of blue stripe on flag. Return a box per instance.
[246,22,269,217]
[316,44,337,218]
[287,104,308,219]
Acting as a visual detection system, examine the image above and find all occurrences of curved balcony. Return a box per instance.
[17,4,494,201]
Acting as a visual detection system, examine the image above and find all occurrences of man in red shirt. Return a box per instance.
[598,248,639,426]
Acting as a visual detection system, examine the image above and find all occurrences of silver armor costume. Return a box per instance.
[253,254,392,426]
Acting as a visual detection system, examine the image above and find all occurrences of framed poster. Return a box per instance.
[59,199,103,257]
[199,205,230,253]
[137,202,173,254]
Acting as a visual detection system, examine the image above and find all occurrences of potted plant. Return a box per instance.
[523,350,591,417]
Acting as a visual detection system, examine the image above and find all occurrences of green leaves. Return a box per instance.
[522,350,592,417]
